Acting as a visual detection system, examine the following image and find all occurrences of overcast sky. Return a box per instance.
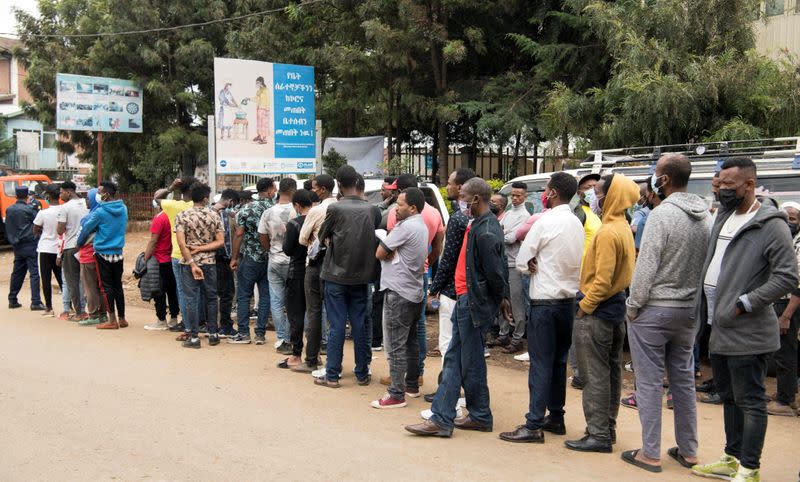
[0,0,39,37]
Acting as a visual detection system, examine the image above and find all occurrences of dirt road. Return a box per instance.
[1,241,798,480]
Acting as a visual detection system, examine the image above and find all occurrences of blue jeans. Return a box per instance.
[324,281,370,382]
[526,301,574,429]
[172,259,187,322]
[9,240,41,305]
[180,264,218,337]
[236,257,270,337]
[417,274,429,375]
[267,260,290,342]
[431,295,492,430]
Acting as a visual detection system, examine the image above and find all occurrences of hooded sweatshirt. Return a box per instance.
[77,199,128,255]
[578,174,639,319]
[626,192,712,319]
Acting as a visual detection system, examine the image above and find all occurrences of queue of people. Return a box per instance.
[4,156,798,482]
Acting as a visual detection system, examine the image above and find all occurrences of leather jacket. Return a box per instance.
[465,211,510,327]
[319,196,382,285]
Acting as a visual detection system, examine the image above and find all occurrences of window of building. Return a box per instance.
[765,0,785,16]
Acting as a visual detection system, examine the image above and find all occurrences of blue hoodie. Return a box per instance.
[77,196,128,255]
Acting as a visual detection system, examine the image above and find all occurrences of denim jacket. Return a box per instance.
[465,211,510,327]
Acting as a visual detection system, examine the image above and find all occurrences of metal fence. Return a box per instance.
[120,193,158,221]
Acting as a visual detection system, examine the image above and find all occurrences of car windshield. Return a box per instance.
[21,180,50,199]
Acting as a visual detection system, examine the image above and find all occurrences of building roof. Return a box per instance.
[0,36,22,54]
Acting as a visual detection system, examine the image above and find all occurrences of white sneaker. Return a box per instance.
[273,339,284,349]
[484,348,491,358]
[371,346,383,352]
[514,352,530,362]
[144,320,169,331]
[420,406,464,420]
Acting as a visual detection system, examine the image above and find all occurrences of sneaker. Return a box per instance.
[254,335,266,345]
[276,340,292,354]
[700,392,723,405]
[168,323,185,332]
[624,361,634,372]
[208,334,220,346]
[182,337,201,349]
[484,347,491,358]
[371,345,383,352]
[371,393,407,409]
[766,400,797,417]
[41,309,54,317]
[357,375,372,386]
[69,313,89,322]
[9,301,22,309]
[320,344,327,355]
[514,352,530,362]
[199,324,208,334]
[421,406,464,420]
[692,454,739,480]
[406,387,421,398]
[732,467,760,482]
[228,334,252,344]
[620,393,638,410]
[570,376,584,390]
[168,317,180,329]
[666,393,674,410]
[311,368,341,380]
[78,317,102,326]
[144,320,169,331]
[30,303,46,311]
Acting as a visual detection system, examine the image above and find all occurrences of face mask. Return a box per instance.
[489,203,500,215]
[588,190,602,216]
[152,199,159,209]
[651,175,666,200]
[583,188,597,207]
[458,200,469,216]
[788,222,799,237]
[95,193,104,204]
[718,188,743,210]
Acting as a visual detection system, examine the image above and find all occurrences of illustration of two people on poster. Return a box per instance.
[217,77,270,144]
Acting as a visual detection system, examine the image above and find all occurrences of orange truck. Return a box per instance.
[0,174,54,244]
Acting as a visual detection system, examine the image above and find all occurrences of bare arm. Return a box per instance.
[376,243,393,261]
[428,231,444,266]
[57,221,66,235]
[258,232,271,252]
[143,231,160,261]
[229,224,244,270]
[189,231,224,254]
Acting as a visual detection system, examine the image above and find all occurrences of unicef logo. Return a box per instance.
[219,160,227,168]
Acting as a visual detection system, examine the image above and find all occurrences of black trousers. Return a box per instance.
[771,300,799,405]
[154,261,179,321]
[216,256,235,332]
[96,254,125,319]
[39,252,62,310]
[286,275,306,357]
[371,287,385,347]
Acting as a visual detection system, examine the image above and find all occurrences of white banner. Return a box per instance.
[323,136,385,176]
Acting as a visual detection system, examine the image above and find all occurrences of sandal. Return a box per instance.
[620,392,638,410]
[668,446,694,468]
[621,449,662,473]
[314,378,340,389]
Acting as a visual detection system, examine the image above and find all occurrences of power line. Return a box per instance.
[0,0,325,39]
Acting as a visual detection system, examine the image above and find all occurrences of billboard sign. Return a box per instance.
[56,73,143,133]
[213,58,316,174]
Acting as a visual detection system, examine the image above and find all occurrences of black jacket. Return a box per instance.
[283,215,308,280]
[6,200,37,247]
[465,211,510,327]
[319,196,381,285]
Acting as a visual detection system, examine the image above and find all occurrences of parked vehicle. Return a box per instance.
[0,174,54,244]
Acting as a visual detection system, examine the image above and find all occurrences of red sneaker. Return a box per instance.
[370,393,407,409]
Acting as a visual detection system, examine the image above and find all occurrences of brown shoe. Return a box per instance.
[404,419,452,437]
[503,341,524,354]
[314,378,341,389]
[96,321,119,330]
[380,375,391,386]
[175,332,191,341]
[499,425,544,443]
[767,400,797,417]
[118,319,129,328]
[454,415,492,432]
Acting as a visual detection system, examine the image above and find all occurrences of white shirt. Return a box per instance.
[257,202,296,265]
[704,209,758,288]
[33,205,61,254]
[516,204,584,300]
[57,198,88,249]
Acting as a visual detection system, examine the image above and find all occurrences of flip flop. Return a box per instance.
[277,358,290,369]
[668,447,694,468]
[621,449,662,473]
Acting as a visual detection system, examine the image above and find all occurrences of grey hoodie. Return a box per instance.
[627,192,712,319]
[696,204,799,356]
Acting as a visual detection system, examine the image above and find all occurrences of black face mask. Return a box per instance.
[718,188,744,210]
[789,222,799,237]
[489,203,500,215]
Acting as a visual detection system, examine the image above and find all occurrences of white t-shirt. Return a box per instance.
[33,205,62,254]
[704,209,758,287]
[257,202,296,265]
[57,198,88,249]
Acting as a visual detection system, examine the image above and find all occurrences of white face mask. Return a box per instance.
[152,199,159,209]
[95,192,104,204]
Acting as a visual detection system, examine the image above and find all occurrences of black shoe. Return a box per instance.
[208,334,220,346]
[565,435,612,453]
[424,393,436,403]
[487,335,510,347]
[182,337,201,349]
[696,379,714,393]
[276,340,293,355]
[30,303,46,311]
[499,425,544,443]
[700,392,723,405]
[320,344,327,355]
[199,324,208,334]
[357,375,371,386]
[583,427,616,444]
[571,376,584,390]
[9,301,22,309]
[542,416,566,435]
[169,323,185,332]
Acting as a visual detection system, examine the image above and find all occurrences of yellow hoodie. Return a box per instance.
[578,173,639,314]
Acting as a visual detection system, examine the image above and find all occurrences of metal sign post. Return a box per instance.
[97,131,103,182]
[207,115,216,197]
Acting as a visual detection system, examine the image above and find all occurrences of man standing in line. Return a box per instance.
[313,166,381,388]
[77,181,129,330]
[33,186,63,315]
[405,178,512,437]
[76,187,108,326]
[228,177,275,345]
[57,180,88,320]
[427,168,476,397]
[372,188,430,408]
[259,178,297,354]
[766,201,800,417]
[280,189,313,369]
[7,186,44,311]
[489,181,531,354]
[292,174,336,373]
[377,176,398,230]
[566,173,639,453]
[211,189,239,337]
[144,189,180,331]
[692,158,798,482]
[175,183,225,349]
[499,172,584,444]
[620,155,711,473]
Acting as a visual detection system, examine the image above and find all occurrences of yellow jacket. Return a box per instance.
[580,204,602,255]
[578,174,639,314]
